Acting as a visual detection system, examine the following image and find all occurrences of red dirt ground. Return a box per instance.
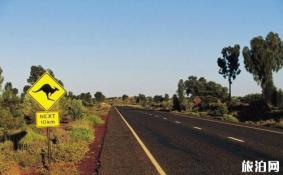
[78,115,108,175]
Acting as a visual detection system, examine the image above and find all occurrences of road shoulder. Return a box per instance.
[98,107,158,175]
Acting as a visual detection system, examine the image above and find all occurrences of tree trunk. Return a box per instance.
[228,80,231,102]
[262,78,274,104]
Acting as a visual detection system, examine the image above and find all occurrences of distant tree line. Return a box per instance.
[172,31,283,115]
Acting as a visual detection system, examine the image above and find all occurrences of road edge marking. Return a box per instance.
[114,107,167,175]
[227,136,245,143]
[193,126,202,130]
[172,113,283,135]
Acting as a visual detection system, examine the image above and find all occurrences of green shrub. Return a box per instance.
[208,103,228,116]
[199,112,208,117]
[51,128,71,144]
[60,98,86,120]
[52,141,89,163]
[22,95,40,117]
[70,128,94,142]
[14,150,40,167]
[19,129,46,153]
[0,140,15,160]
[0,140,14,152]
[86,114,104,125]
[222,114,239,122]
[0,108,23,140]
[229,97,241,106]
[67,118,92,130]
[276,119,283,129]
[271,88,283,108]
[240,93,263,104]
[185,111,200,117]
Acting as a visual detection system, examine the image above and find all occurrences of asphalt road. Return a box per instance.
[116,106,283,175]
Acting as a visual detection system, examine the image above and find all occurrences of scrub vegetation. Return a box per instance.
[0,65,110,174]
[113,32,283,128]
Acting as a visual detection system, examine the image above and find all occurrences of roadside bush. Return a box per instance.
[0,154,20,175]
[271,88,283,108]
[0,108,23,140]
[67,118,92,130]
[276,119,283,129]
[61,98,86,120]
[199,112,208,117]
[0,140,14,152]
[86,114,104,125]
[199,95,220,111]
[52,141,89,163]
[222,114,239,122]
[15,150,40,167]
[19,129,46,154]
[229,97,241,106]
[240,93,262,104]
[51,127,71,144]
[0,140,15,159]
[208,103,228,116]
[70,128,94,142]
[22,95,40,117]
[185,111,200,117]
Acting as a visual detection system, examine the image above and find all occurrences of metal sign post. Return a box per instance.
[47,127,51,165]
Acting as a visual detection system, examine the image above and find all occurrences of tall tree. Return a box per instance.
[0,67,4,91]
[78,92,93,106]
[23,65,64,94]
[122,94,129,101]
[136,94,146,105]
[164,93,169,101]
[94,91,105,102]
[172,94,181,111]
[243,32,283,103]
[0,82,23,140]
[153,95,164,103]
[217,44,241,101]
[177,79,185,104]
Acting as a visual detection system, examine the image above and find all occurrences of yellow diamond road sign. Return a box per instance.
[28,72,66,111]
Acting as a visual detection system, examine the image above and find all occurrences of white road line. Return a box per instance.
[227,136,245,143]
[175,121,181,124]
[173,113,283,135]
[193,126,202,130]
[163,117,168,120]
[115,107,166,175]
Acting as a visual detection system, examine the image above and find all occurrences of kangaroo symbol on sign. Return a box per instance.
[33,84,59,101]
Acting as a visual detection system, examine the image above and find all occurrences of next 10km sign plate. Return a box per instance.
[36,111,60,128]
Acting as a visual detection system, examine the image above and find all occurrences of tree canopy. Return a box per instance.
[217,44,241,100]
[0,67,4,91]
[94,91,105,102]
[177,79,185,104]
[243,32,283,103]
[185,76,228,100]
[23,65,64,94]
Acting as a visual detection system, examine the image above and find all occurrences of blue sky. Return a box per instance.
[0,0,282,97]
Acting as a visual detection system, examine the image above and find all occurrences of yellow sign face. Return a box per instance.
[36,111,60,128]
[28,72,66,111]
